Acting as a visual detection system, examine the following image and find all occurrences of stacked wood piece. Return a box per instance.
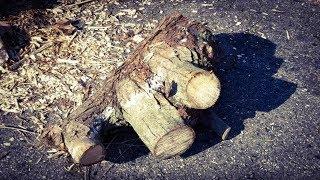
[49,12,230,166]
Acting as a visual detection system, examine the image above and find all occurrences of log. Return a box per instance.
[200,110,231,140]
[63,121,105,165]
[116,78,195,158]
[145,42,220,109]
[44,12,221,165]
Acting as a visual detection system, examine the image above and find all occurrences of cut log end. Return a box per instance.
[153,126,195,159]
[222,127,231,141]
[66,138,105,166]
[64,121,105,166]
[187,72,221,109]
[200,110,231,141]
[78,144,105,166]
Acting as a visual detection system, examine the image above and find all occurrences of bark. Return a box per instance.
[49,12,222,165]
[117,78,195,158]
[145,42,220,109]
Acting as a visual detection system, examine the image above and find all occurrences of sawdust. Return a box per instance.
[0,1,157,132]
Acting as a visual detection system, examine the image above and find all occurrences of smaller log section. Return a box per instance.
[52,12,229,165]
[117,78,195,158]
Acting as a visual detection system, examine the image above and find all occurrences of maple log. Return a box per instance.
[117,78,195,158]
[60,12,222,165]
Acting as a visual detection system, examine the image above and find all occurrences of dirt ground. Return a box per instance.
[0,0,319,179]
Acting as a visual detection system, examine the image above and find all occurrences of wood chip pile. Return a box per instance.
[0,0,157,131]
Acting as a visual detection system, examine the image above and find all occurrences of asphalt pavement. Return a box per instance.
[0,0,319,179]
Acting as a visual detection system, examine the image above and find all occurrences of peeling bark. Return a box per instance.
[45,12,227,165]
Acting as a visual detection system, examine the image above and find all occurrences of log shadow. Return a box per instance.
[182,33,297,157]
[102,127,149,163]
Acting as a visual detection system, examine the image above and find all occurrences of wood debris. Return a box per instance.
[0,1,156,130]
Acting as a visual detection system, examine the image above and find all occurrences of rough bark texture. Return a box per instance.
[145,42,220,109]
[117,78,195,158]
[53,12,224,165]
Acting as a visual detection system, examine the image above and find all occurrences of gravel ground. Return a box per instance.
[1,0,320,179]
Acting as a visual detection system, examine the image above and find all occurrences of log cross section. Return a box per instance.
[54,12,223,165]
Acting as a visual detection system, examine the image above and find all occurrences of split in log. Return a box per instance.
[44,12,223,165]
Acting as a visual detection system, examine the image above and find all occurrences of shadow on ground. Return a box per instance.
[102,32,297,162]
[102,127,148,163]
[183,33,297,157]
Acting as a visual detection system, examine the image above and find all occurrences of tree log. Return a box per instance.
[46,12,222,165]
[116,78,195,158]
[200,110,231,140]
[145,42,220,109]
[63,121,105,165]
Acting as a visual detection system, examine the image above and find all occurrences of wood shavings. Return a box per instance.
[3,142,11,147]
[0,0,158,137]
[201,3,213,7]
[132,34,144,43]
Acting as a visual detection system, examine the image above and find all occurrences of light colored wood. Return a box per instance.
[187,72,220,109]
[64,121,105,165]
[50,12,221,165]
[116,78,195,158]
[145,42,220,109]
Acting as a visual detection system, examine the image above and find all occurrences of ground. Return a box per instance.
[0,0,320,179]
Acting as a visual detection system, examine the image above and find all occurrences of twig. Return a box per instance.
[15,115,29,122]
[67,31,78,47]
[65,163,76,171]
[286,30,290,40]
[271,9,285,13]
[0,123,37,135]
[47,151,66,159]
[86,26,111,30]
[9,42,53,70]
[0,151,10,161]
[67,0,95,8]
[84,166,91,180]
[35,156,42,164]
[18,131,33,144]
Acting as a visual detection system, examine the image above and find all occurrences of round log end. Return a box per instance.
[187,72,221,109]
[79,144,105,166]
[153,126,195,159]
[67,140,105,166]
